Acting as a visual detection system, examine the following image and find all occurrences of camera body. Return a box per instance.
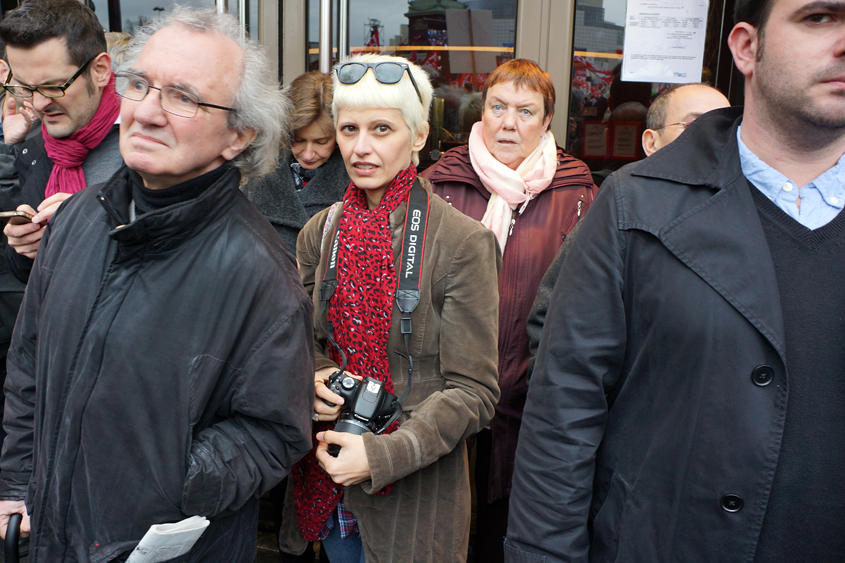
[324,370,401,456]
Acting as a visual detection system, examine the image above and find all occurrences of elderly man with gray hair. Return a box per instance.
[0,7,315,563]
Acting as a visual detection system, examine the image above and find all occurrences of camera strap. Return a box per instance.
[320,179,430,405]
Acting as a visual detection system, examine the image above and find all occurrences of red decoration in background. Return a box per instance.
[572,56,613,101]
[450,73,487,90]
[366,26,380,47]
[420,50,440,70]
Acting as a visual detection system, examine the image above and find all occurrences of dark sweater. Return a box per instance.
[130,165,229,215]
[751,186,845,562]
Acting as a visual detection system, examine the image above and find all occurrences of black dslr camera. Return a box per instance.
[323,370,402,457]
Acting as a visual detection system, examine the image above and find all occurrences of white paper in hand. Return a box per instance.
[125,515,210,563]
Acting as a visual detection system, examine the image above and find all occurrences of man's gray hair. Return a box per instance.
[123,6,290,181]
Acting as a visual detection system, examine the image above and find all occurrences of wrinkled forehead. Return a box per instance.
[5,37,75,83]
[135,25,242,100]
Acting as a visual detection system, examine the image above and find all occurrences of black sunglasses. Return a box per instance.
[4,58,94,99]
[336,62,423,105]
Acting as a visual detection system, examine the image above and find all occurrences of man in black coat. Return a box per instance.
[506,0,845,560]
[0,0,124,284]
[0,0,123,464]
[0,8,314,563]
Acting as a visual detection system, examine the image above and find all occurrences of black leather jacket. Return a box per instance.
[0,165,315,563]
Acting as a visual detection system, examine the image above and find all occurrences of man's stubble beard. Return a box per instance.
[754,33,845,134]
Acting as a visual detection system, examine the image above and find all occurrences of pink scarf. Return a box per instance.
[467,121,558,252]
[42,77,120,198]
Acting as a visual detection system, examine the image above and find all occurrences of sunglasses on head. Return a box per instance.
[335,61,423,105]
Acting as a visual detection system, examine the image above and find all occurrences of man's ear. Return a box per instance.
[642,129,660,156]
[90,52,113,88]
[222,127,258,161]
[728,22,759,78]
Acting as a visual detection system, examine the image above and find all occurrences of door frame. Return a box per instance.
[274,0,577,141]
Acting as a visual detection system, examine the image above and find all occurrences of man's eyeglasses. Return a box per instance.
[114,72,237,119]
[655,119,696,131]
[335,61,423,105]
[3,57,94,99]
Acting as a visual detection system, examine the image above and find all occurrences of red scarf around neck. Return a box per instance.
[292,165,417,541]
[42,76,120,198]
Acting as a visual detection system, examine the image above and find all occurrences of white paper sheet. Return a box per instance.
[125,516,210,563]
[621,0,709,83]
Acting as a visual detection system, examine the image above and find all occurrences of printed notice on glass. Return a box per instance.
[621,0,708,83]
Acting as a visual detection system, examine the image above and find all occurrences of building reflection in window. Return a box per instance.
[568,0,731,185]
[307,0,518,166]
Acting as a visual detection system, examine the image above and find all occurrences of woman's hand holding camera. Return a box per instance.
[312,367,362,422]
[315,431,372,486]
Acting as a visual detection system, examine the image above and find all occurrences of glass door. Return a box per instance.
[86,0,259,38]
[302,0,520,167]
[566,0,737,179]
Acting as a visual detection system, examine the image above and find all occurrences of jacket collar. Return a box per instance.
[243,151,349,230]
[632,106,745,190]
[425,143,593,199]
[97,164,241,250]
[622,106,787,360]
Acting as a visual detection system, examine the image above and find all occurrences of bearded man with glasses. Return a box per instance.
[0,7,315,562]
[0,0,124,284]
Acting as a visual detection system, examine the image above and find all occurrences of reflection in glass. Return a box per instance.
[306,0,518,167]
[88,0,258,39]
[568,0,730,184]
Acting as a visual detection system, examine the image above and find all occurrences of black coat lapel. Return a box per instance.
[659,174,786,360]
[630,106,787,360]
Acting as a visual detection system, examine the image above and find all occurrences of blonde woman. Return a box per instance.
[280,54,501,563]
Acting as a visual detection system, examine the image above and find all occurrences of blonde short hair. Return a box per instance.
[332,54,432,165]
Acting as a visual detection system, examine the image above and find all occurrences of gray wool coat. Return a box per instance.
[241,151,350,253]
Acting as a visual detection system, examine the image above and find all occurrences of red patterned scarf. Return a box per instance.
[292,165,417,541]
[42,77,120,198]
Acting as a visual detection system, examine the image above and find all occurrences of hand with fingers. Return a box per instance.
[312,366,362,423]
[3,193,72,260]
[2,95,36,146]
[0,500,29,540]
[315,430,372,486]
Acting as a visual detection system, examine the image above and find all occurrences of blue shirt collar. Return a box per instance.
[737,125,845,209]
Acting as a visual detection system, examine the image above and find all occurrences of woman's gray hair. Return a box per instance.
[332,54,432,166]
[122,6,290,181]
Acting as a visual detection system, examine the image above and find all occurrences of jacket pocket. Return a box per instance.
[503,539,547,563]
[589,471,631,563]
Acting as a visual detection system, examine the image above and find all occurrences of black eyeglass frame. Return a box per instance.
[335,61,423,105]
[114,71,237,118]
[3,57,94,99]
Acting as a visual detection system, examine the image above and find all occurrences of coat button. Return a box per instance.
[21,148,27,155]
[31,160,36,166]
[751,365,774,386]
[721,494,743,512]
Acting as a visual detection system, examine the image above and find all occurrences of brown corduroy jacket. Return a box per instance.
[280,177,501,562]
